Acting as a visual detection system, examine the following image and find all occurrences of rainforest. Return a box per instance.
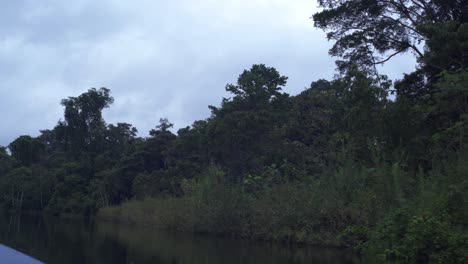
[1,1,467,263]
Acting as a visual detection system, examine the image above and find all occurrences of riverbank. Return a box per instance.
[98,183,343,247]
[98,158,468,263]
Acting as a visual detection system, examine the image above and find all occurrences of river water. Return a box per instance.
[0,213,363,264]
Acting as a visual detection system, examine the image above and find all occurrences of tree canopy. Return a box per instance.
[313,0,467,72]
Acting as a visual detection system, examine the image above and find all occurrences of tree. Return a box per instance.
[208,65,291,182]
[226,64,287,100]
[164,120,211,181]
[105,122,138,159]
[314,0,468,165]
[289,68,390,168]
[393,23,468,159]
[430,70,468,151]
[59,87,114,155]
[210,64,288,116]
[136,118,177,172]
[149,118,173,136]
[8,135,45,166]
[313,0,466,73]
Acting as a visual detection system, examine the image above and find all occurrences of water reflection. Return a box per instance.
[0,212,362,264]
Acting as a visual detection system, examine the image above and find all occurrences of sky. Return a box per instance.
[0,0,417,146]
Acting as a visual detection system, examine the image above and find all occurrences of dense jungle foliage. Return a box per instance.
[1,0,467,262]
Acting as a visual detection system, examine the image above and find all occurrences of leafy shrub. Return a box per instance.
[367,208,468,263]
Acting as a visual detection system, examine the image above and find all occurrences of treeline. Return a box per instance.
[1,0,468,262]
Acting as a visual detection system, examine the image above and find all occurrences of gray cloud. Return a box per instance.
[0,0,415,146]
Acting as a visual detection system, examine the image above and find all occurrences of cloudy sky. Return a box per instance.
[0,0,416,146]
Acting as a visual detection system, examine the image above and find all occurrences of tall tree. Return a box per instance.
[313,0,467,73]
[208,64,291,181]
[59,87,114,155]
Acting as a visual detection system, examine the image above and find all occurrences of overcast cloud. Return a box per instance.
[0,0,416,146]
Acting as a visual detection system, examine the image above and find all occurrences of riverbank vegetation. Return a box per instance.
[1,0,467,262]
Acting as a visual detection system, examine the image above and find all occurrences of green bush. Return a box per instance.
[367,208,467,263]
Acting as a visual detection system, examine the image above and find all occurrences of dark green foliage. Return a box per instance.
[0,165,53,210]
[362,150,468,262]
[373,211,466,263]
[368,210,468,263]
[8,136,45,166]
[207,64,292,182]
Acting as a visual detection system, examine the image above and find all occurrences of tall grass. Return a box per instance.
[99,161,406,246]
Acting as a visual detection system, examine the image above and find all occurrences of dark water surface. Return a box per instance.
[0,213,363,264]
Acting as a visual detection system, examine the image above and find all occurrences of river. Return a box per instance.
[0,213,363,264]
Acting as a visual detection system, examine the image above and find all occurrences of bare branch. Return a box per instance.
[409,44,424,58]
[383,34,424,58]
[374,49,407,64]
